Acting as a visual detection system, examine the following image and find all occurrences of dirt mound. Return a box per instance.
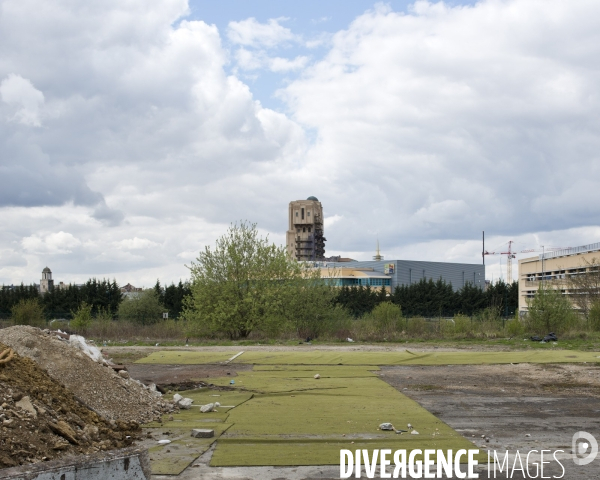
[0,326,171,424]
[0,343,141,469]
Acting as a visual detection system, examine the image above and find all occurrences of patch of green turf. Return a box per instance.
[136,349,600,365]
[134,351,234,364]
[209,366,482,466]
[234,350,600,365]
[148,428,220,475]
[143,390,253,428]
[249,365,380,377]
[212,439,486,467]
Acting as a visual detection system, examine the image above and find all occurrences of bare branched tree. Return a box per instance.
[565,257,600,316]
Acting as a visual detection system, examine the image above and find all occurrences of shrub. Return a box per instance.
[406,317,427,336]
[71,302,93,333]
[505,314,525,337]
[11,298,45,327]
[589,301,600,332]
[453,314,472,335]
[370,302,403,335]
[525,285,577,334]
[118,290,165,324]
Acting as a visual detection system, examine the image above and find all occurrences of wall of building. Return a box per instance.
[318,259,485,291]
[518,244,600,312]
[286,198,325,261]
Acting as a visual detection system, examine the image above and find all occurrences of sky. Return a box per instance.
[1,0,600,287]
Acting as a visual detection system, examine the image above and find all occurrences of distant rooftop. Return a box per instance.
[540,241,600,260]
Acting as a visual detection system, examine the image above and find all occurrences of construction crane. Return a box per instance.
[483,240,516,283]
[483,240,570,283]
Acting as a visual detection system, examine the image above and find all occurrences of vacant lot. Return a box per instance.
[108,345,600,479]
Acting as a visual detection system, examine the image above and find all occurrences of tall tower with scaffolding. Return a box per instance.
[286,196,326,261]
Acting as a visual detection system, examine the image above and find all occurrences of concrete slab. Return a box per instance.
[0,446,150,480]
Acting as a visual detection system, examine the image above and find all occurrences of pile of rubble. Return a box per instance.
[0,342,140,468]
[0,326,172,424]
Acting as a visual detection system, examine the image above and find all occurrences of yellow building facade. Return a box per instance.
[518,242,600,313]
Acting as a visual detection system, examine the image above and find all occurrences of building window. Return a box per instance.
[308,226,312,232]
[307,211,311,217]
[303,227,306,232]
[295,211,298,217]
[301,208,305,220]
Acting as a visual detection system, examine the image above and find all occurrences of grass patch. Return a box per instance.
[137,349,600,366]
[208,366,485,466]
[135,351,234,364]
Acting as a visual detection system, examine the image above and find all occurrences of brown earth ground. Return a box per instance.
[0,343,140,469]
[106,346,600,480]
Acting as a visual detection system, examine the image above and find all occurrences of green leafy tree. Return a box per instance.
[183,221,325,339]
[280,272,342,339]
[71,301,93,333]
[11,298,45,327]
[118,289,165,324]
[526,285,577,334]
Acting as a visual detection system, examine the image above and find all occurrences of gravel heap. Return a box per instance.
[0,326,172,424]
[0,342,140,468]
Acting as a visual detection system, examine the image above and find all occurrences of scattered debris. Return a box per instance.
[15,395,37,416]
[200,402,220,413]
[224,351,245,364]
[68,334,107,365]
[157,439,171,445]
[0,342,139,469]
[172,393,194,409]
[530,332,558,342]
[0,326,171,424]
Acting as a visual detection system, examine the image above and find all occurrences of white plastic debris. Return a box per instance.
[157,439,171,445]
[347,338,354,343]
[411,430,419,435]
[69,335,107,365]
[200,402,220,413]
[314,374,321,379]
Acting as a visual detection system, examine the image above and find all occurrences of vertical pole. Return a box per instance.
[541,246,545,286]
[482,231,485,265]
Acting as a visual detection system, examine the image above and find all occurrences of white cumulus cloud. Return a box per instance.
[22,231,82,254]
[0,74,45,126]
[227,17,296,48]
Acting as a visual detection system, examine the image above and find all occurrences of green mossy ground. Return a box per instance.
[136,349,600,366]
[139,348,600,472]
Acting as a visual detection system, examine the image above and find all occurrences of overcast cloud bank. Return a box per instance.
[1,0,599,286]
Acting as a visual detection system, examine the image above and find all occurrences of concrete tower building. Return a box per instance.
[286,196,326,261]
[40,266,54,293]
